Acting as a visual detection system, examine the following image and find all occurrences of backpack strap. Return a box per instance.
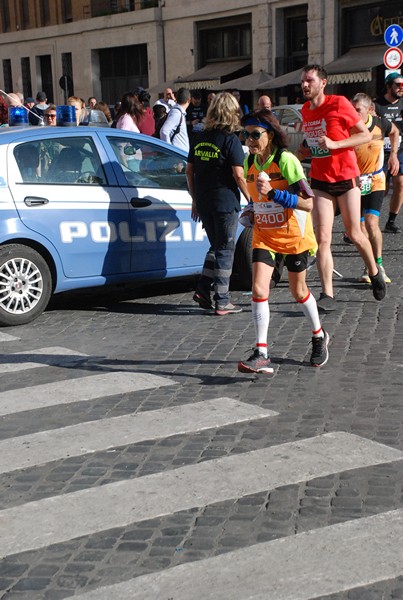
[169,107,183,143]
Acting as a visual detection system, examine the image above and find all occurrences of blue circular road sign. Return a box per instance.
[384,24,403,48]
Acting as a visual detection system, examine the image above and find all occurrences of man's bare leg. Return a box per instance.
[311,191,336,298]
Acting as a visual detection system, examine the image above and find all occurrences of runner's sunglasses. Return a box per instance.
[241,130,268,140]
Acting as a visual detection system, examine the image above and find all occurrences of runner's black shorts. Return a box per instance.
[361,190,384,216]
[252,248,309,273]
[311,176,360,198]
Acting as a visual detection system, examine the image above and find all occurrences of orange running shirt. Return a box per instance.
[354,115,392,194]
[244,148,317,255]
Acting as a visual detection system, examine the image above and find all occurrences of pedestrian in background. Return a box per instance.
[44,104,57,126]
[160,87,190,152]
[29,91,49,125]
[186,91,250,315]
[153,87,176,113]
[67,95,84,125]
[115,92,142,132]
[135,88,155,136]
[153,104,168,138]
[95,101,113,125]
[375,72,403,234]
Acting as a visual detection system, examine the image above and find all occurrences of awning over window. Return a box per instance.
[147,80,177,94]
[325,46,384,84]
[215,70,273,91]
[256,68,301,90]
[175,60,251,90]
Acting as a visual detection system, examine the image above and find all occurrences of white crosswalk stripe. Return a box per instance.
[0,332,20,342]
[0,346,88,373]
[0,398,277,473]
[0,371,176,416]
[74,509,403,600]
[0,432,401,558]
[1,345,402,598]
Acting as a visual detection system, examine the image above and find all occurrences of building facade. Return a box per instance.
[0,0,399,106]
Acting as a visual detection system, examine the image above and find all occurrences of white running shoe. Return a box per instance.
[358,267,371,284]
[379,264,391,284]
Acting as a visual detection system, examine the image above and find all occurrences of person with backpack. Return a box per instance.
[160,87,190,152]
[237,109,329,374]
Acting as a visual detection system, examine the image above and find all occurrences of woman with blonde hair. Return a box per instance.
[67,96,84,125]
[186,91,250,315]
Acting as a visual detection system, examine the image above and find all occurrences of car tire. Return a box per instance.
[0,244,52,327]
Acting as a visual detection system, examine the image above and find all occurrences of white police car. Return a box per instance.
[0,126,251,326]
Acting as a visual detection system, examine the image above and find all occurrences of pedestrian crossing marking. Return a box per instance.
[0,371,176,417]
[0,332,19,342]
[74,509,403,600]
[0,398,278,473]
[0,432,401,558]
[0,347,88,373]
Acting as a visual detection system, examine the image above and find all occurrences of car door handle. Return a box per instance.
[130,198,152,208]
[24,196,49,206]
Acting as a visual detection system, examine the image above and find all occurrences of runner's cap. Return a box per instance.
[385,72,403,85]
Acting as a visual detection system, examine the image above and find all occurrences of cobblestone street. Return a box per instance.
[0,212,402,599]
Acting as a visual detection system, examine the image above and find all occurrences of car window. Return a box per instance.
[279,109,301,127]
[108,136,187,190]
[13,137,106,185]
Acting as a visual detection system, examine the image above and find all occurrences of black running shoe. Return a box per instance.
[370,270,386,301]
[193,290,213,310]
[310,330,329,367]
[343,232,354,245]
[238,349,273,374]
[384,221,402,234]
[316,292,336,313]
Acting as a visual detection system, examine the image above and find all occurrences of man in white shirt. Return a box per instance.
[153,87,176,113]
[160,87,191,153]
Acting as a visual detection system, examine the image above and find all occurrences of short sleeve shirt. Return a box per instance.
[354,115,391,192]
[301,95,361,183]
[244,148,317,255]
[374,96,403,152]
[188,129,245,212]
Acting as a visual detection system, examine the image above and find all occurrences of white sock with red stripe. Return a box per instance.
[252,297,270,357]
[298,291,324,338]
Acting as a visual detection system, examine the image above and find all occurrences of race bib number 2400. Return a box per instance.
[254,201,287,229]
